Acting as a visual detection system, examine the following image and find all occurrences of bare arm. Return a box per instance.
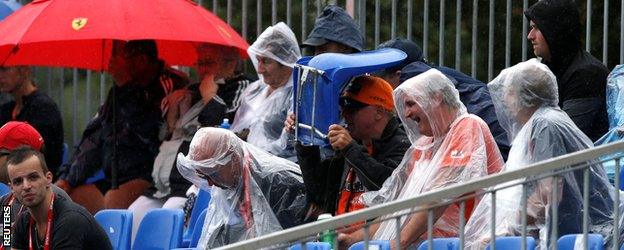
[393,205,447,249]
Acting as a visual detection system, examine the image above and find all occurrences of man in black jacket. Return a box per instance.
[56,40,188,214]
[0,66,63,177]
[525,0,609,141]
[286,76,410,218]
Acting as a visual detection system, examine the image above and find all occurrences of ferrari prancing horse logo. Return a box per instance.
[72,18,88,31]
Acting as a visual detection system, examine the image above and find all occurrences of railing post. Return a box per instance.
[551,176,559,249]
[439,0,445,66]
[490,191,496,250]
[521,184,528,250]
[459,200,466,249]
[423,0,429,60]
[583,168,590,250]
[471,0,478,78]
[427,209,434,250]
[395,216,401,250]
[614,158,621,250]
[455,0,462,70]
[487,0,494,81]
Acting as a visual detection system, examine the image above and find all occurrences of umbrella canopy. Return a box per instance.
[0,0,21,20]
[0,0,249,70]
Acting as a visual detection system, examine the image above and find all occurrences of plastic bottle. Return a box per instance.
[317,213,335,249]
[219,118,230,129]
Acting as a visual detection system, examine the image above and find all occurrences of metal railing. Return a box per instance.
[12,0,624,157]
[217,141,624,250]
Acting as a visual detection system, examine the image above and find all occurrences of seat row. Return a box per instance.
[290,234,619,250]
[94,189,211,250]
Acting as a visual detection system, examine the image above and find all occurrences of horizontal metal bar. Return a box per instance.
[217,141,624,250]
[297,123,328,140]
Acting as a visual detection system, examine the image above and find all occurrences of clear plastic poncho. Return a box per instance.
[605,63,624,130]
[595,64,624,183]
[465,59,622,249]
[361,69,503,241]
[176,127,308,248]
[231,22,301,159]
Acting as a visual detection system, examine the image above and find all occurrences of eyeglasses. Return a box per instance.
[339,97,368,115]
[0,150,10,157]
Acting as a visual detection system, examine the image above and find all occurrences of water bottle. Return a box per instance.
[317,213,336,249]
[219,118,231,129]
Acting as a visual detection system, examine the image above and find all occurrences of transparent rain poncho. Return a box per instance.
[465,59,621,249]
[231,22,301,159]
[177,127,307,248]
[361,69,503,241]
[595,64,624,183]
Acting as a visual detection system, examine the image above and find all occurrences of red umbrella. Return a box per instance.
[0,0,249,70]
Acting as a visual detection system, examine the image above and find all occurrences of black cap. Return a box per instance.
[302,5,364,52]
[377,38,423,70]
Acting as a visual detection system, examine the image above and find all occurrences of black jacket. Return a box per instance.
[0,90,63,177]
[525,0,609,141]
[58,64,188,187]
[295,118,410,214]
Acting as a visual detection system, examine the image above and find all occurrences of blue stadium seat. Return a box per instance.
[85,169,105,184]
[0,183,10,196]
[416,238,460,250]
[289,242,332,250]
[187,209,207,248]
[133,208,185,250]
[349,240,391,250]
[557,234,604,250]
[94,209,132,250]
[182,188,211,247]
[485,236,536,250]
[620,167,623,191]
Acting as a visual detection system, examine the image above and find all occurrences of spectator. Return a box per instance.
[375,38,423,88]
[0,66,63,178]
[285,76,410,219]
[231,22,301,160]
[217,61,255,122]
[0,122,71,250]
[7,147,111,249]
[525,0,609,141]
[339,69,503,248]
[465,59,621,249]
[177,127,307,248]
[56,40,189,214]
[128,44,237,239]
[302,5,364,55]
[378,38,510,160]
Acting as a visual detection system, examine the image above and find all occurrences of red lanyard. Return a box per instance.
[239,152,253,229]
[28,193,54,250]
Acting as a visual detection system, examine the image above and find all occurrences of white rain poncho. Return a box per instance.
[361,69,503,242]
[465,59,622,249]
[177,127,308,248]
[231,22,301,159]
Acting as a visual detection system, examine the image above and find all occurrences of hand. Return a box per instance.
[54,179,73,194]
[337,233,356,250]
[199,73,219,104]
[327,124,353,151]
[284,113,296,134]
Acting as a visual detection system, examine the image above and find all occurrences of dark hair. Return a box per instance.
[125,40,158,61]
[6,146,48,173]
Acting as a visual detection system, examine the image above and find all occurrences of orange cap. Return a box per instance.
[343,75,394,112]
